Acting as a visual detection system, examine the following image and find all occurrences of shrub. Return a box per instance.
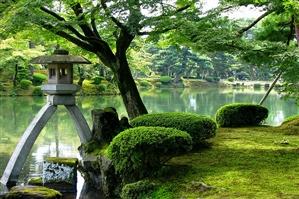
[215,103,268,127]
[227,77,235,82]
[130,112,217,145]
[32,86,43,96]
[91,76,104,85]
[121,180,155,199]
[107,126,192,182]
[97,84,106,92]
[20,79,32,89]
[160,76,172,84]
[204,76,219,83]
[139,80,152,88]
[32,73,47,86]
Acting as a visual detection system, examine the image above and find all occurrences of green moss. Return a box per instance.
[28,177,43,186]
[108,126,192,182]
[45,157,78,167]
[148,125,299,198]
[130,112,217,146]
[80,140,108,156]
[5,186,62,199]
[121,180,156,199]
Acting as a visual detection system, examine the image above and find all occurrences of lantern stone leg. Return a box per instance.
[0,103,57,186]
[65,105,92,144]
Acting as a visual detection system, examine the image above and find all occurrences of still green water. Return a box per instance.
[0,87,298,195]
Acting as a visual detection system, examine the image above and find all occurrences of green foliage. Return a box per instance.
[19,79,32,89]
[121,180,156,199]
[32,73,47,86]
[204,76,220,83]
[138,80,152,88]
[215,103,268,127]
[227,77,235,82]
[32,86,43,96]
[107,126,192,182]
[160,76,172,84]
[91,76,104,85]
[130,112,217,145]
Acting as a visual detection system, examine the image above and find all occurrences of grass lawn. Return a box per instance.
[150,122,299,199]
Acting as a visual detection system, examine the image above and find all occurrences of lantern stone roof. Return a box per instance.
[31,49,91,64]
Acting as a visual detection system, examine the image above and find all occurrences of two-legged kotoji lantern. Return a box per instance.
[0,49,92,186]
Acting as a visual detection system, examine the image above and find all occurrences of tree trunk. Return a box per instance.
[109,55,148,119]
[295,22,299,46]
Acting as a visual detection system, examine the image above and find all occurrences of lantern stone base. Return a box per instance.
[47,95,75,105]
[42,84,79,95]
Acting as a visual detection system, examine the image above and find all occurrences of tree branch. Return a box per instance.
[100,0,127,30]
[238,9,273,35]
[138,27,174,35]
[90,5,102,39]
[287,16,294,46]
[40,22,95,52]
[71,3,95,37]
[40,6,90,42]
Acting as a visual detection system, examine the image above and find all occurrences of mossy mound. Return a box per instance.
[279,115,299,135]
[130,112,217,146]
[108,126,192,182]
[121,180,156,199]
[5,186,62,199]
[28,177,43,186]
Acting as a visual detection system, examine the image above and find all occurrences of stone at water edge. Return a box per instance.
[4,185,61,199]
[43,157,78,193]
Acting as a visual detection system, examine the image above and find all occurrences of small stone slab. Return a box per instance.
[4,185,61,199]
[43,157,78,193]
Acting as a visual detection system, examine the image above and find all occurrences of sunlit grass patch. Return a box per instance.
[149,126,299,199]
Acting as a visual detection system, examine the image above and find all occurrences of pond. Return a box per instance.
[0,87,299,198]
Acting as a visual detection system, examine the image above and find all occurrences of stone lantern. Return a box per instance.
[1,49,92,186]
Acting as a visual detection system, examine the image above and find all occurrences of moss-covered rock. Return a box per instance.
[28,177,43,186]
[44,157,78,167]
[130,112,217,146]
[5,186,61,199]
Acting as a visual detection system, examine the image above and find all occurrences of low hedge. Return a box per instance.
[107,126,192,182]
[130,112,217,145]
[215,103,268,127]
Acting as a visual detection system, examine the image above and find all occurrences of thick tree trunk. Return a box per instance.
[109,55,148,119]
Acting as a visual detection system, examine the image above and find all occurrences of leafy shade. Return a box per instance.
[107,126,192,182]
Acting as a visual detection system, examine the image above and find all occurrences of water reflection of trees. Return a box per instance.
[1,88,299,180]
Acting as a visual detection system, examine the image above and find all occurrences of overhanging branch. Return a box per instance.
[100,0,127,30]
[238,9,273,35]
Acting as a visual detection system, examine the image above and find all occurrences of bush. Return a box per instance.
[130,112,217,145]
[20,79,32,90]
[227,77,235,82]
[121,180,155,199]
[32,86,43,96]
[91,76,104,85]
[139,80,152,88]
[108,126,192,182]
[160,76,172,84]
[32,73,47,86]
[215,103,268,127]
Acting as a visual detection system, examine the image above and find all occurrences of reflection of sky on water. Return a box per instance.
[1,87,299,197]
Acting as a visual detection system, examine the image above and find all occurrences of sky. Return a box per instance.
[203,0,265,19]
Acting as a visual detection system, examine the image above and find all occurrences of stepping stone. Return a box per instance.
[4,185,61,199]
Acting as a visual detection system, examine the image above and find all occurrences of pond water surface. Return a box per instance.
[0,87,299,198]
